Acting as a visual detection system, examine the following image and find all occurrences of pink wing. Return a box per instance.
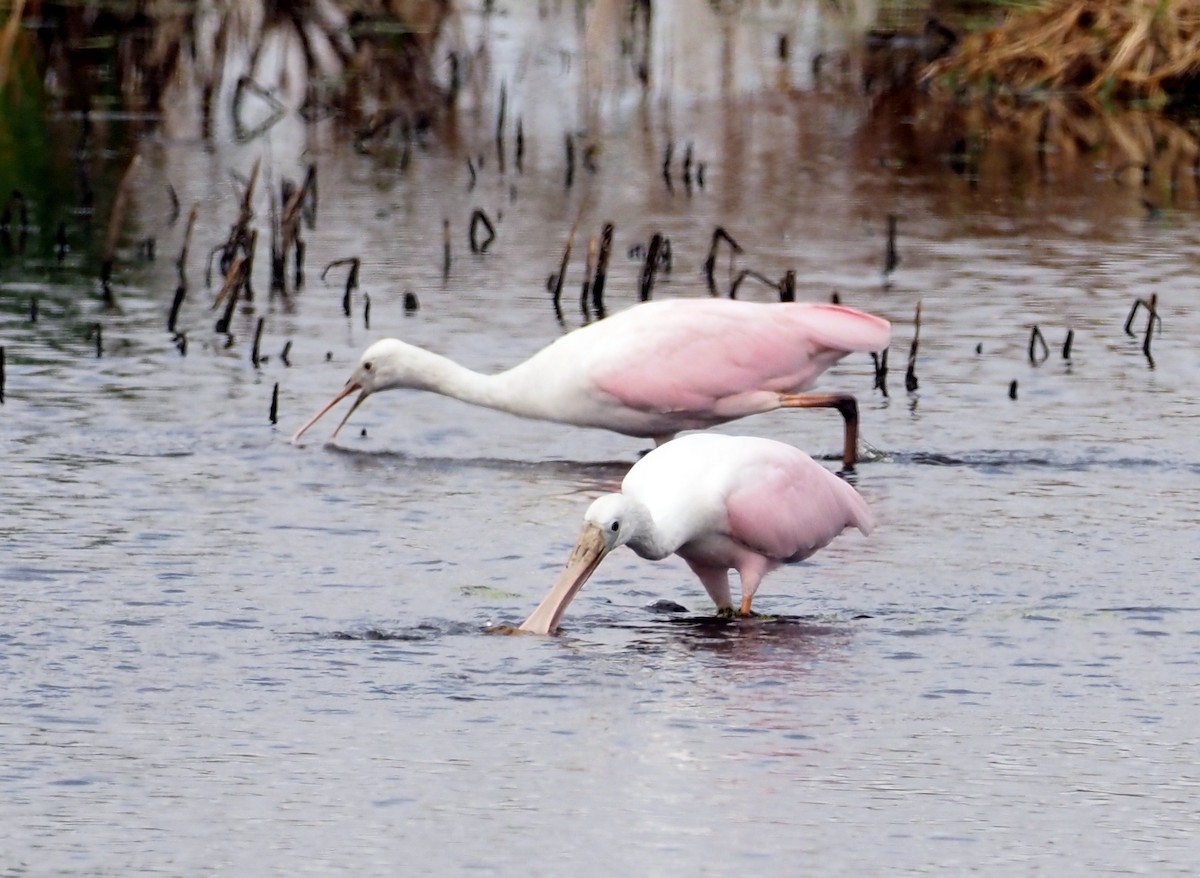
[723,443,873,563]
[591,299,890,413]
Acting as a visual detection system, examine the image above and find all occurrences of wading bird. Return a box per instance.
[520,433,873,634]
[292,298,890,468]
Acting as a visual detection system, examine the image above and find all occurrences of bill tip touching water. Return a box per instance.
[518,433,873,635]
[290,298,890,468]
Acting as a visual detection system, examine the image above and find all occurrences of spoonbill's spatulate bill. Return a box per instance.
[519,433,874,634]
[291,298,890,469]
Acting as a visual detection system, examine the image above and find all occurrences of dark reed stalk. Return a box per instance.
[779,270,796,302]
[682,142,693,192]
[662,141,674,192]
[166,183,180,227]
[269,382,279,425]
[301,164,318,229]
[1009,380,1018,400]
[470,209,496,253]
[29,296,37,322]
[175,333,187,356]
[101,154,142,303]
[1124,293,1161,336]
[467,157,477,191]
[364,293,371,329]
[281,341,292,367]
[322,257,360,317]
[565,134,575,188]
[1143,298,1158,360]
[404,292,419,313]
[728,269,778,300]
[516,118,525,174]
[703,226,743,295]
[92,323,103,358]
[905,301,921,392]
[1028,325,1049,364]
[251,317,264,367]
[581,235,597,319]
[443,219,451,278]
[884,213,899,276]
[591,222,614,317]
[872,348,889,397]
[1062,329,1074,359]
[639,234,664,301]
[0,345,4,404]
[213,254,247,334]
[496,81,507,174]
[551,231,575,321]
[168,285,186,334]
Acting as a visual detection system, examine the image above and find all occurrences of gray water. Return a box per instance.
[3,3,1200,874]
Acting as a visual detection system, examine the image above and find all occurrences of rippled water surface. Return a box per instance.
[3,3,1200,875]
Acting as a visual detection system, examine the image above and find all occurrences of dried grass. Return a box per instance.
[925,0,1200,106]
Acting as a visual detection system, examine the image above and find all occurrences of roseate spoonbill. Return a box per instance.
[519,433,873,634]
[291,298,889,468]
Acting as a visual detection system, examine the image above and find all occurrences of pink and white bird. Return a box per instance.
[292,298,890,468]
[519,432,873,634]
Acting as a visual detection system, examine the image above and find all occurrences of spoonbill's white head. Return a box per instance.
[291,339,432,444]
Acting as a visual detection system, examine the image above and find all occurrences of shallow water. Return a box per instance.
[3,2,1200,875]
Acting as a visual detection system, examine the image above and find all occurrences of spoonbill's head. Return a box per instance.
[290,339,422,444]
[518,494,646,635]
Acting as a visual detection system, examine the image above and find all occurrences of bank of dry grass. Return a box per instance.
[926,0,1200,106]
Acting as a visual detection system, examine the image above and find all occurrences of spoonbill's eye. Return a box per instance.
[610,521,619,532]
[362,362,373,372]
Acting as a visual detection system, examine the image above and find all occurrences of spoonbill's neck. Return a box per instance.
[401,346,544,419]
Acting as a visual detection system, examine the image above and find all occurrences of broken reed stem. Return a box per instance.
[1028,325,1049,364]
[551,232,573,321]
[703,226,743,295]
[516,119,525,174]
[779,270,796,302]
[581,235,597,319]
[905,301,921,393]
[100,154,143,302]
[442,219,451,278]
[662,141,674,191]
[884,214,899,275]
[1143,300,1157,359]
[469,209,496,253]
[591,222,614,318]
[251,317,264,367]
[496,81,507,174]
[1124,293,1162,336]
[166,183,180,227]
[177,204,198,287]
[0,345,5,404]
[269,382,279,425]
[168,285,186,334]
[91,323,103,358]
[873,348,889,397]
[728,269,778,300]
[639,233,664,302]
[565,134,575,188]
[213,253,247,334]
[322,258,361,317]
[1062,328,1074,360]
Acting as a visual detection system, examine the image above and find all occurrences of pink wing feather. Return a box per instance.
[723,443,873,563]
[591,299,890,413]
